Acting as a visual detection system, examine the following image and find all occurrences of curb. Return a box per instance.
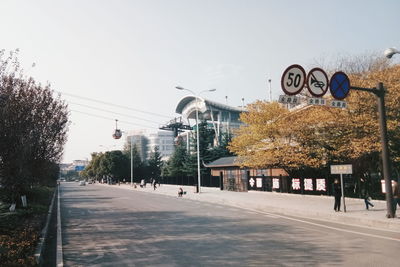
[56,185,63,267]
[34,186,57,265]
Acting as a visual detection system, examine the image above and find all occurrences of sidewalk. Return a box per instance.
[100,183,400,232]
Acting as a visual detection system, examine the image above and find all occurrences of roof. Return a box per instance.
[175,96,244,114]
[204,156,242,168]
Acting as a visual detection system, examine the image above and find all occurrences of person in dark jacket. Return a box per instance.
[360,177,374,210]
[333,179,342,212]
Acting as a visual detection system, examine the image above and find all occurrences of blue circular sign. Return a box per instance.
[329,72,350,100]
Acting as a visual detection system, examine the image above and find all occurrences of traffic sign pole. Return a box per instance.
[340,174,346,212]
[351,83,395,218]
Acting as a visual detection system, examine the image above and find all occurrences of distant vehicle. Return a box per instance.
[75,179,79,182]
[88,180,93,184]
[79,181,86,186]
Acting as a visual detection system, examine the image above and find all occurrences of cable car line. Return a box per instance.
[57,90,171,119]
[68,101,161,124]
[69,109,157,129]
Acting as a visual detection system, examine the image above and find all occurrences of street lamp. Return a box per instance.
[130,135,134,186]
[176,86,216,193]
[384,47,400,59]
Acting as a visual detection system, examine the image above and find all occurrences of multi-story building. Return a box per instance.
[174,96,245,147]
[126,130,175,161]
[158,96,246,153]
[148,131,175,160]
[126,130,148,161]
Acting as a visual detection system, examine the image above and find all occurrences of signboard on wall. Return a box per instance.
[273,178,280,189]
[292,178,301,190]
[316,179,327,191]
[256,178,263,188]
[304,178,313,191]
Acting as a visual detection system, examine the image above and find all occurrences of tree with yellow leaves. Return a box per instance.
[229,64,400,178]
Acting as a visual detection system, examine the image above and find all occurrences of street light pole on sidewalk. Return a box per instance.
[176,86,216,193]
[130,135,134,186]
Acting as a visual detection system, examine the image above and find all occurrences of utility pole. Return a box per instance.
[351,83,395,218]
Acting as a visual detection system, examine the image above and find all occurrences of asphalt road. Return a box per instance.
[60,182,399,267]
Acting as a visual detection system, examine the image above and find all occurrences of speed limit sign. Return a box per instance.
[281,64,306,95]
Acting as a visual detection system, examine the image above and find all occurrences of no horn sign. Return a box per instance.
[281,64,350,100]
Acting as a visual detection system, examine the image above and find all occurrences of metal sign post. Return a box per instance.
[340,173,346,212]
[351,83,395,218]
[280,65,395,218]
[331,164,352,213]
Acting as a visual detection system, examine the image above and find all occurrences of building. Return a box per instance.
[126,131,148,161]
[126,130,175,161]
[147,131,175,160]
[205,156,289,192]
[174,96,245,146]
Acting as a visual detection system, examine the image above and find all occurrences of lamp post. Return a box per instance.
[176,86,216,193]
[130,135,134,186]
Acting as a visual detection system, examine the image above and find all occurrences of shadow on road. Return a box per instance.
[61,205,344,266]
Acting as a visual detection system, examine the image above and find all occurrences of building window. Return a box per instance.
[227,169,235,179]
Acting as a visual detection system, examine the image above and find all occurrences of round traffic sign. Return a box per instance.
[330,71,350,100]
[281,64,306,95]
[306,68,329,97]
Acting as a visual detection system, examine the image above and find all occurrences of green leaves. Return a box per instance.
[0,50,69,200]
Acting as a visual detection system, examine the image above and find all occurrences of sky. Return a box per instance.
[0,0,399,163]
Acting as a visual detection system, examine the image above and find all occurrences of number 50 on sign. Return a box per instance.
[281,64,306,95]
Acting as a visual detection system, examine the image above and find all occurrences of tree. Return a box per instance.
[206,132,234,163]
[100,151,130,182]
[147,146,163,178]
[165,136,189,177]
[229,62,400,179]
[0,49,69,202]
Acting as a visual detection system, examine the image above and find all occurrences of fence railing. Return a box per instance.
[160,175,220,188]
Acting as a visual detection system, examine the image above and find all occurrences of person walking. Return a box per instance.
[333,179,342,212]
[178,187,183,197]
[153,178,157,190]
[360,177,374,210]
[392,180,399,212]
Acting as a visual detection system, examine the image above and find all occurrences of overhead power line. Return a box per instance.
[56,91,172,119]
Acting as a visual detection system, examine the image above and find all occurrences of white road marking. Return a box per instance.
[248,209,400,242]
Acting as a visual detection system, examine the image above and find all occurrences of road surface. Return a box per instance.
[60,182,399,266]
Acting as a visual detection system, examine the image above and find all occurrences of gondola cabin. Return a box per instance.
[113,129,122,139]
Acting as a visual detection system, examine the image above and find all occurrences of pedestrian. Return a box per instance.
[360,177,374,210]
[153,178,157,190]
[178,187,183,197]
[397,180,400,209]
[140,179,145,188]
[392,180,399,212]
[333,179,342,212]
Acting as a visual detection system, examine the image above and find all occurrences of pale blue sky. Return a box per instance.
[0,0,399,163]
